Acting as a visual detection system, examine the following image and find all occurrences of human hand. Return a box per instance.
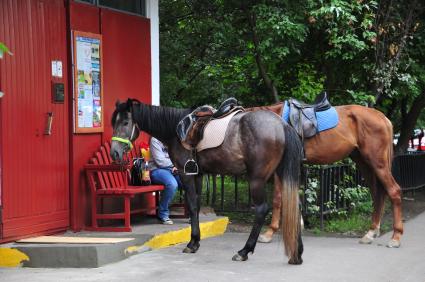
[172,167,178,175]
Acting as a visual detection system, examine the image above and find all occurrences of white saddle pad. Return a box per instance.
[197,110,242,152]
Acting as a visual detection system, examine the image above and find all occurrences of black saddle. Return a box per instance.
[176,97,243,148]
[288,92,331,139]
[213,97,238,118]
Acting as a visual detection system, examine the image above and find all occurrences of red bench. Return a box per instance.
[84,142,165,232]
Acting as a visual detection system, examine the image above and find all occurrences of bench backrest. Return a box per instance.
[88,141,143,191]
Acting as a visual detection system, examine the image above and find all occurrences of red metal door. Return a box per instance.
[0,0,69,241]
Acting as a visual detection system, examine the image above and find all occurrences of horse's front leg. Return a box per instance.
[182,175,202,253]
[233,179,269,261]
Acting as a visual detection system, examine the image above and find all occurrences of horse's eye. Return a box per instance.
[123,121,129,126]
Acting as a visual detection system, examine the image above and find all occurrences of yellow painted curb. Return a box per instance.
[141,217,229,250]
[145,217,229,249]
[0,248,29,267]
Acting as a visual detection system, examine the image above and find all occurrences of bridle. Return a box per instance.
[111,116,139,150]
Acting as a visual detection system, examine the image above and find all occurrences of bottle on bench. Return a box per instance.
[142,161,151,185]
[141,147,151,185]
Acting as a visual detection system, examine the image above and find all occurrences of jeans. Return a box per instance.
[150,168,183,220]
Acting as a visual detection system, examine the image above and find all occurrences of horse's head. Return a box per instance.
[110,99,141,162]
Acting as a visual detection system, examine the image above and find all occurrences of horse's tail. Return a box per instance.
[278,122,303,261]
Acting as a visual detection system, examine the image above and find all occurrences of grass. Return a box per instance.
[304,199,392,236]
[323,213,371,234]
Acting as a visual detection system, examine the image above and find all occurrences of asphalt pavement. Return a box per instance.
[1,211,425,282]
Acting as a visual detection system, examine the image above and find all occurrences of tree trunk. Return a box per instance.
[395,93,425,155]
[245,8,280,103]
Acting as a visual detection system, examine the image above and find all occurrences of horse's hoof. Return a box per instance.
[359,229,380,245]
[288,257,303,265]
[232,253,248,261]
[257,234,273,243]
[387,239,401,248]
[183,247,196,253]
[359,234,374,244]
[183,243,199,253]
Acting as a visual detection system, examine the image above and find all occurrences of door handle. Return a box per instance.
[44,112,53,135]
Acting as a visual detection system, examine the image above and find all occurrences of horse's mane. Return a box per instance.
[134,102,191,140]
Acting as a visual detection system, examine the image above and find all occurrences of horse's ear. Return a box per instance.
[126,99,133,110]
[115,100,121,108]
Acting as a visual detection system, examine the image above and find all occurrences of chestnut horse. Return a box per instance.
[249,102,403,248]
[110,99,304,264]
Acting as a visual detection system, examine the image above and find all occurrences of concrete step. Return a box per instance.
[0,215,228,268]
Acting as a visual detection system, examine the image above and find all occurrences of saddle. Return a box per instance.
[176,97,244,149]
[288,92,331,139]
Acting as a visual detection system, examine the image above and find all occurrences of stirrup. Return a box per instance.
[184,159,199,175]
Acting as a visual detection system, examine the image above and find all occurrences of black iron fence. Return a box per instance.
[200,152,425,227]
[301,164,365,229]
[202,164,365,228]
[392,152,425,191]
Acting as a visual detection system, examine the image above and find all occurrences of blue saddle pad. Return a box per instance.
[282,101,339,133]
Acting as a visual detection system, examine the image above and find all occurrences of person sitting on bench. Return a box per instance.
[149,137,184,225]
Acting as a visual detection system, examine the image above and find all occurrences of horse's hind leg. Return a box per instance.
[351,153,385,244]
[233,178,269,261]
[258,174,281,243]
[372,166,403,247]
[355,151,403,247]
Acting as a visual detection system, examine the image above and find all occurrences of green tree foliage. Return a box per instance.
[159,0,425,151]
[0,42,12,59]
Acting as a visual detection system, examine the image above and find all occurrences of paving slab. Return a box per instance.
[1,211,425,282]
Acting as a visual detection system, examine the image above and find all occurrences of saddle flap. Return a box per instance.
[176,105,215,148]
[288,104,318,139]
[176,113,195,145]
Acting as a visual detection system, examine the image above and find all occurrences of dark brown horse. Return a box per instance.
[249,103,403,248]
[110,99,304,264]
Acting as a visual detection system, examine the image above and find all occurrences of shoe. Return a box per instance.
[159,217,173,225]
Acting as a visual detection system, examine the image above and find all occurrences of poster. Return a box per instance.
[73,31,103,133]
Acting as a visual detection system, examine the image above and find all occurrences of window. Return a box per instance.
[75,0,146,17]
[76,0,95,4]
[99,0,146,16]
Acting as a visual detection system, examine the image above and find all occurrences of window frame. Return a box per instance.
[73,0,146,17]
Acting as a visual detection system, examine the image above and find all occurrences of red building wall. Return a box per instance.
[68,2,152,230]
[0,0,153,241]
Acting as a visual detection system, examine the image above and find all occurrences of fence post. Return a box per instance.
[320,167,324,230]
[212,174,217,205]
[205,174,210,205]
[220,175,225,211]
[234,176,238,209]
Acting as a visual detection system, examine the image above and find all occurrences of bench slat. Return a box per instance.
[94,151,114,189]
[100,145,124,186]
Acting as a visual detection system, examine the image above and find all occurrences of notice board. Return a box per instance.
[72,31,103,133]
